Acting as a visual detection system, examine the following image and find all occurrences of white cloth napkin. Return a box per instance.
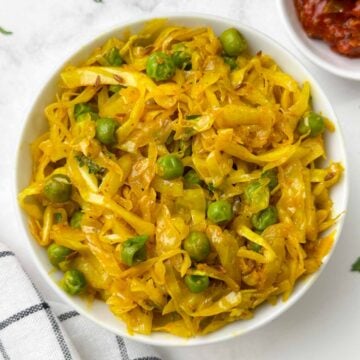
[0,243,162,360]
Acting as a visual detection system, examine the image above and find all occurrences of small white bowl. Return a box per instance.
[277,0,360,80]
[15,13,349,346]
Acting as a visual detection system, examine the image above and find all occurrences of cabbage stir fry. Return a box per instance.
[19,20,343,337]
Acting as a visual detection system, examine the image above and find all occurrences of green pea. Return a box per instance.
[74,103,91,120]
[62,269,87,295]
[156,154,184,180]
[184,169,202,188]
[74,103,98,122]
[95,118,118,145]
[183,231,211,262]
[121,235,148,266]
[261,169,278,190]
[184,274,209,293]
[146,51,176,81]
[297,112,325,137]
[105,47,123,66]
[251,206,278,232]
[70,211,83,229]
[223,56,237,70]
[109,84,124,94]
[47,243,72,267]
[172,51,192,70]
[219,28,247,56]
[43,174,72,203]
[207,200,233,224]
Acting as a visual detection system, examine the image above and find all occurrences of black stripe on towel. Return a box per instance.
[0,251,15,259]
[58,311,79,322]
[0,338,10,360]
[28,276,73,360]
[0,302,49,331]
[116,336,130,360]
[43,305,73,360]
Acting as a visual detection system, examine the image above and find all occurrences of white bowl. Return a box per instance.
[15,13,349,346]
[277,0,360,80]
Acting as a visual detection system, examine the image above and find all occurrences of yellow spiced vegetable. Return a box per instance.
[18,19,343,337]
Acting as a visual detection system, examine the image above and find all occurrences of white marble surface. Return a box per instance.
[1,0,360,359]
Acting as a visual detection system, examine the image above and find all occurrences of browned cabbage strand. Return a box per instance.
[19,20,343,337]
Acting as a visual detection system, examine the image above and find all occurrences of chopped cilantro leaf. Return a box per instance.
[75,154,106,175]
[75,154,85,167]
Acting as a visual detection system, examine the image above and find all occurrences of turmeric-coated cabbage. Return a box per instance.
[19,19,343,337]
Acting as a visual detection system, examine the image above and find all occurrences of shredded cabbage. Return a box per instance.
[18,19,343,337]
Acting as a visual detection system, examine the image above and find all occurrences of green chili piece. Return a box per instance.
[121,235,149,266]
[184,274,210,293]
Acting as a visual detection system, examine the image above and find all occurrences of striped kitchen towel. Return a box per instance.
[0,243,162,360]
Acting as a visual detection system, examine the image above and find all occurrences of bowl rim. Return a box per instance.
[276,0,360,80]
[13,11,349,347]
